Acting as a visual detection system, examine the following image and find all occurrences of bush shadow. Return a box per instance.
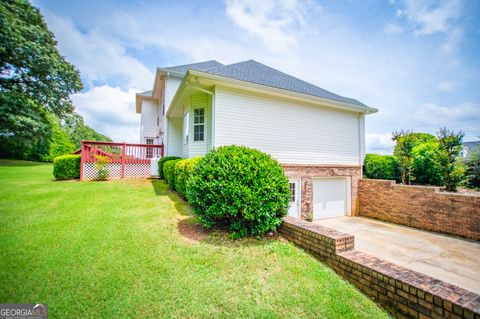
[177,216,281,248]
[151,179,191,216]
[152,179,283,248]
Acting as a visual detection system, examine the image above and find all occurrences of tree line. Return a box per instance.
[364,128,479,192]
[0,0,110,162]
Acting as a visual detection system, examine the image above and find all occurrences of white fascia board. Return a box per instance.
[189,70,378,114]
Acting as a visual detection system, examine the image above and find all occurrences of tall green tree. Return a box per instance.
[0,91,51,160]
[0,0,82,117]
[437,128,465,192]
[62,113,111,149]
[392,131,436,184]
[412,141,444,186]
[0,0,110,161]
[464,141,480,189]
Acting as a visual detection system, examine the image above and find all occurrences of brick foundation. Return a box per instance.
[279,217,480,318]
[358,179,480,241]
[282,164,362,220]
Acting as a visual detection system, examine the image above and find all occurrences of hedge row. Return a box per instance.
[160,146,290,238]
[363,154,399,181]
[175,157,202,198]
[163,158,182,189]
[53,155,81,180]
[158,156,181,179]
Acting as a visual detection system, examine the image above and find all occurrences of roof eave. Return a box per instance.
[188,70,378,114]
[156,67,186,78]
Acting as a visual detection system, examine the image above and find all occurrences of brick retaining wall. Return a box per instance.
[279,217,480,319]
[358,179,480,241]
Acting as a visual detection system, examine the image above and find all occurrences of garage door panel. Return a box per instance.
[313,178,348,219]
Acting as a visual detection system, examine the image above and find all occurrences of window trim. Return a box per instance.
[193,108,205,142]
[183,112,189,145]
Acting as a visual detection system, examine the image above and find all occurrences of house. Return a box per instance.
[136,60,377,220]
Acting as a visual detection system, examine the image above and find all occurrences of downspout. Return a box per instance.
[358,113,363,171]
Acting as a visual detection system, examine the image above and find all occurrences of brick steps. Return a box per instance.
[279,216,480,319]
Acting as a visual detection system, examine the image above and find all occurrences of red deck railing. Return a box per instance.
[80,141,164,180]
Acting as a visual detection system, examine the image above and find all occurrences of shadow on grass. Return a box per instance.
[151,179,282,248]
[150,179,191,216]
[177,216,281,248]
[0,159,50,167]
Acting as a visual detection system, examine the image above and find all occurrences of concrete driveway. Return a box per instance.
[314,216,480,294]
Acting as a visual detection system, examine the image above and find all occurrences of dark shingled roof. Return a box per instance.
[162,60,224,73]
[162,59,366,108]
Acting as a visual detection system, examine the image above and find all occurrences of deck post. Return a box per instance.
[121,142,126,178]
[79,141,85,181]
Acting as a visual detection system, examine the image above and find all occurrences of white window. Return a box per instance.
[289,182,296,202]
[146,138,154,158]
[193,108,205,142]
[183,112,189,144]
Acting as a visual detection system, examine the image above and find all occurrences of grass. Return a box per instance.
[0,159,390,318]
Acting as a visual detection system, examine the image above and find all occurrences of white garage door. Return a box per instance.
[313,177,349,219]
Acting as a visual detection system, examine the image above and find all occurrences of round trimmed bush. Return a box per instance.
[53,154,81,180]
[364,154,399,181]
[187,145,290,237]
[163,158,182,189]
[175,157,202,199]
[158,156,181,179]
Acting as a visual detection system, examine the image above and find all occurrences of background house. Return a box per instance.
[136,60,377,220]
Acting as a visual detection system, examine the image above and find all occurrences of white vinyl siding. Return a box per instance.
[164,77,182,113]
[166,117,183,157]
[183,94,212,158]
[140,100,159,143]
[214,87,362,165]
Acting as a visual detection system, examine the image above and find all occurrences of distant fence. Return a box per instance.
[79,141,164,180]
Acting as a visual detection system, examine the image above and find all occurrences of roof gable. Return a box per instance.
[200,60,366,108]
[162,60,224,74]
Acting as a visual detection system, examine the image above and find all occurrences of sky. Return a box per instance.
[33,0,480,153]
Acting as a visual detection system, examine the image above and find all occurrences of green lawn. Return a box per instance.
[0,159,389,318]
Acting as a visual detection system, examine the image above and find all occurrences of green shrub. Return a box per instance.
[364,154,399,180]
[412,141,443,186]
[158,156,181,179]
[94,155,110,181]
[163,159,182,189]
[187,145,290,238]
[175,157,202,198]
[53,154,80,180]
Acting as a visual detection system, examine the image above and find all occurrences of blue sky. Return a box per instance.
[33,0,480,153]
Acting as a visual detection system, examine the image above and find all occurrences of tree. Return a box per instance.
[437,128,465,192]
[465,143,480,189]
[47,114,75,161]
[0,91,51,160]
[62,113,111,149]
[0,0,82,118]
[392,131,436,184]
[412,141,444,186]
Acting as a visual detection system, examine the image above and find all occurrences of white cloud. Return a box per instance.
[366,133,395,154]
[437,81,456,92]
[413,102,480,140]
[415,102,479,124]
[384,23,404,34]
[441,26,463,56]
[72,86,140,143]
[403,0,462,36]
[44,14,153,90]
[225,0,312,52]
